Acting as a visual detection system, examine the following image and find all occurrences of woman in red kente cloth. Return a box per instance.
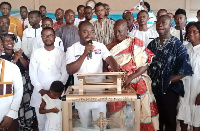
[105,19,159,131]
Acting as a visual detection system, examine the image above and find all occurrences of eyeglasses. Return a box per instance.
[41,34,55,39]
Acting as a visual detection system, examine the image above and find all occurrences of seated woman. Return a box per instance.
[105,19,159,131]
[1,34,36,130]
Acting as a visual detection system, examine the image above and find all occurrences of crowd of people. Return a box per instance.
[0,0,200,131]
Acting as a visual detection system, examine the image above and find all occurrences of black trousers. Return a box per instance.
[154,90,179,131]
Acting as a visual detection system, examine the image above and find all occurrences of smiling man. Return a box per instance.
[147,15,193,131]
[66,21,119,128]
[105,19,159,130]
[55,9,80,52]
[53,8,66,31]
[29,27,68,131]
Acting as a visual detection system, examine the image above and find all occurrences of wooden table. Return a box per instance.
[62,89,141,131]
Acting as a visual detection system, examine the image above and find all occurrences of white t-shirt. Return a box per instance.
[74,18,85,27]
[22,27,42,58]
[129,29,158,47]
[66,41,111,109]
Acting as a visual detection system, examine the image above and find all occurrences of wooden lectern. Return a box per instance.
[62,72,141,131]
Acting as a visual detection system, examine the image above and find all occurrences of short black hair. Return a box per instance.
[158,9,167,13]
[50,81,64,93]
[20,6,27,10]
[39,5,46,10]
[41,27,55,35]
[42,17,53,23]
[0,2,12,9]
[55,8,64,13]
[84,6,92,10]
[28,10,41,17]
[78,21,93,30]
[137,10,149,17]
[144,2,150,12]
[77,5,85,12]
[175,8,186,16]
[94,2,104,10]
[185,21,200,41]
[197,10,200,15]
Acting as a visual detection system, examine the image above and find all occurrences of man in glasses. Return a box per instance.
[29,27,68,131]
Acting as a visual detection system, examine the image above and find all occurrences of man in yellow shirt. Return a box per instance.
[0,2,23,39]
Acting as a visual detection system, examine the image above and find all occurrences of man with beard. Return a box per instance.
[66,21,119,128]
[56,9,80,52]
[103,3,114,21]
[53,8,66,31]
[22,11,42,58]
[39,5,47,20]
[92,2,115,45]
[32,17,64,52]
[0,16,22,50]
[29,27,68,131]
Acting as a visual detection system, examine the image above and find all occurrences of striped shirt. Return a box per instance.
[92,18,115,45]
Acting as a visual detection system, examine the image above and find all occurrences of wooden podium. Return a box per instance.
[62,72,141,131]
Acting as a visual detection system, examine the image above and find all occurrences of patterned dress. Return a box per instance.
[108,37,159,131]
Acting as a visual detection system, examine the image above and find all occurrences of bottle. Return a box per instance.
[125,104,134,131]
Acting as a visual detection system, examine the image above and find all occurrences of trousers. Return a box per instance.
[155,89,179,131]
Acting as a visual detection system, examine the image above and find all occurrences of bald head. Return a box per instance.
[158,15,171,23]
[157,9,167,20]
[114,19,128,29]
[156,15,172,36]
[64,9,75,25]
[65,9,75,16]
[114,19,128,43]
[79,21,94,31]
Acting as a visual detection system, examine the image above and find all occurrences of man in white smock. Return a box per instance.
[29,27,68,131]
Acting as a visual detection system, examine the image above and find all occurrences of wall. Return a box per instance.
[1,0,200,20]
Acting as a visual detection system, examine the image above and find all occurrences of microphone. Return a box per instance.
[87,40,93,60]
